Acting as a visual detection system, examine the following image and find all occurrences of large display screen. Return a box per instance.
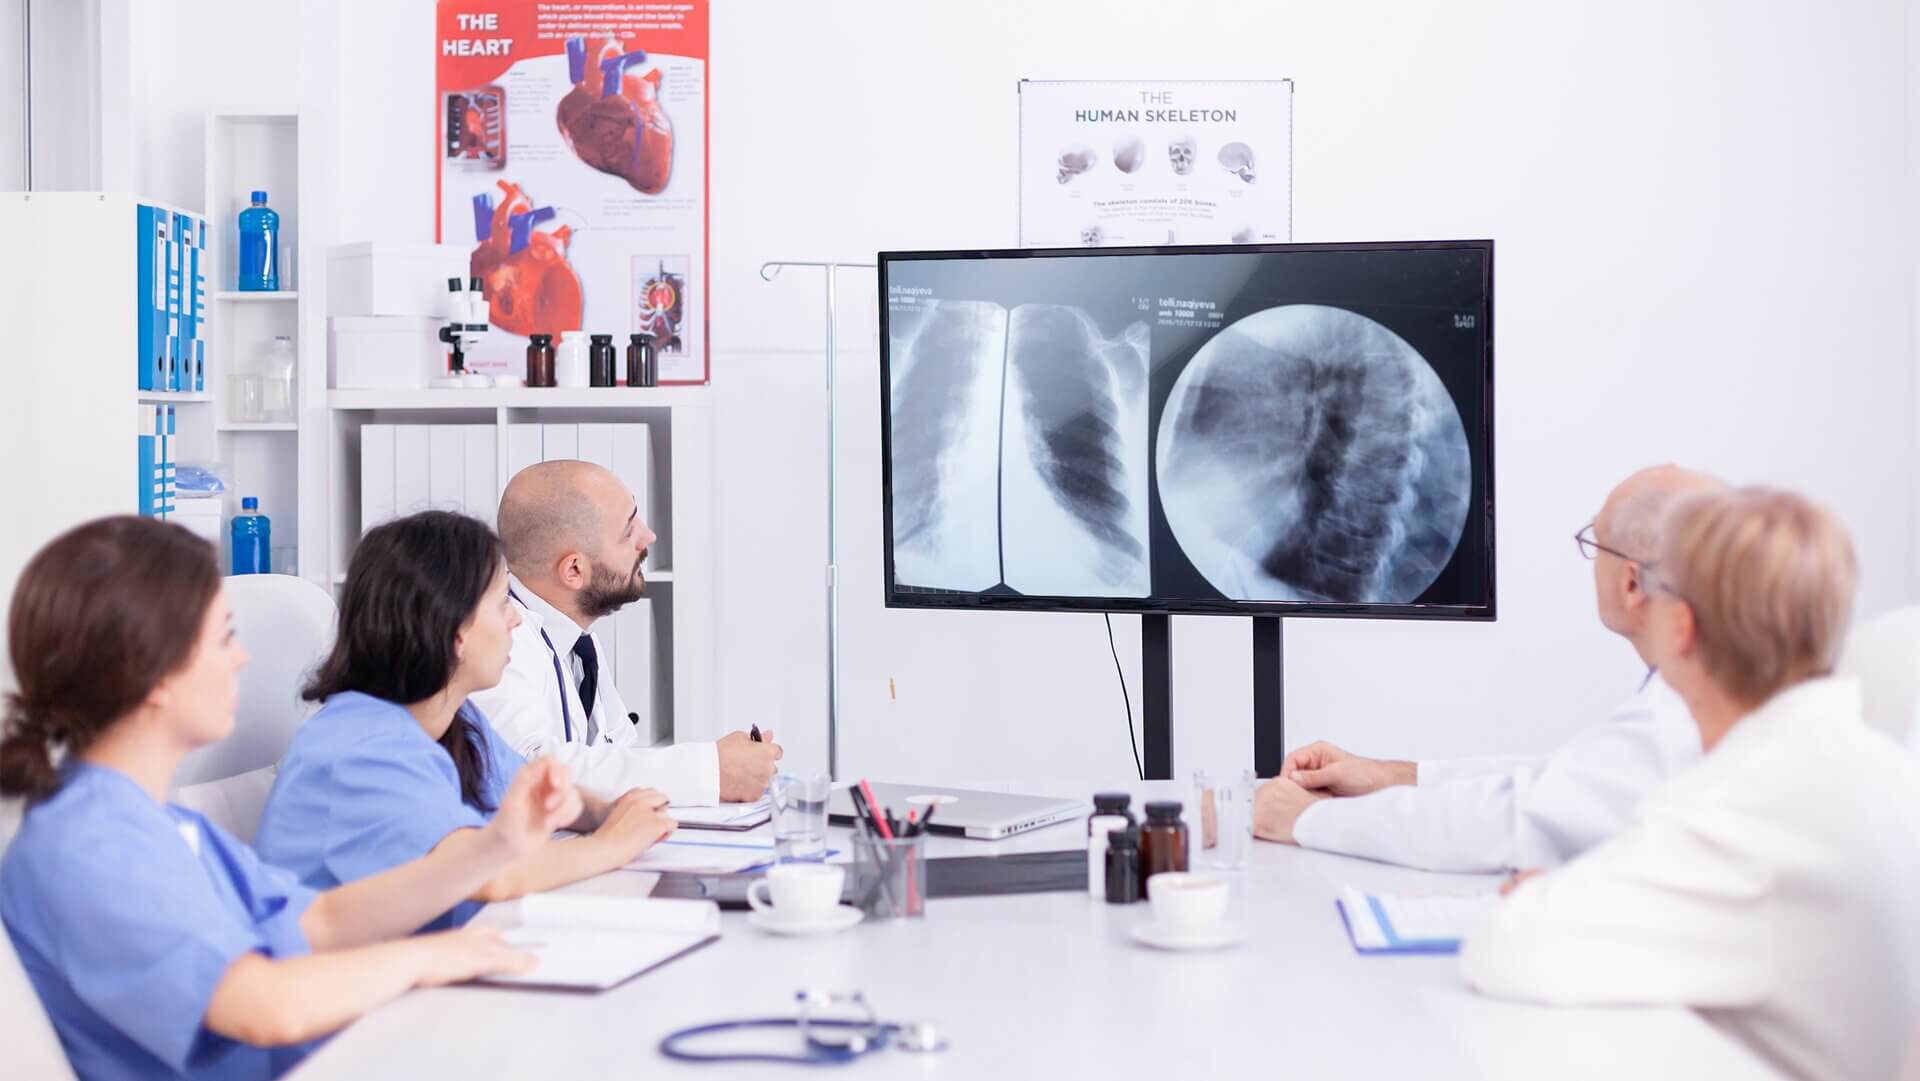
[879,240,1494,619]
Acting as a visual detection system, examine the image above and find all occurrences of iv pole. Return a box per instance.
[758,260,876,781]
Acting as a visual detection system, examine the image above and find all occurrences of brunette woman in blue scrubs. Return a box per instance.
[256,510,674,927]
[0,517,586,1081]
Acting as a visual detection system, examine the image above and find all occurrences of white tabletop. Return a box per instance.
[290,785,1779,1081]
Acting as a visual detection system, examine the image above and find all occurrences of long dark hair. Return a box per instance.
[1,517,222,801]
[304,510,504,810]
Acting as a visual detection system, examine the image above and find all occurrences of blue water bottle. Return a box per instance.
[237,191,280,292]
[230,497,271,574]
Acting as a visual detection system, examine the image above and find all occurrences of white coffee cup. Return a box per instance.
[1147,872,1230,932]
[747,862,845,922]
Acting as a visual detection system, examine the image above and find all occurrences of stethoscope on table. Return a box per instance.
[508,586,575,742]
[659,990,948,1065]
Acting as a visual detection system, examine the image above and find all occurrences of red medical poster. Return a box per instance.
[436,1,709,383]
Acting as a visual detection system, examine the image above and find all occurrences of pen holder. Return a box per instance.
[851,833,926,920]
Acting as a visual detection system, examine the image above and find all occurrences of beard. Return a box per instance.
[578,552,647,619]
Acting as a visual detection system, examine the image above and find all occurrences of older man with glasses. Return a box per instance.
[1251,464,1723,872]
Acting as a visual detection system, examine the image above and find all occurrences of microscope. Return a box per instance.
[434,276,496,388]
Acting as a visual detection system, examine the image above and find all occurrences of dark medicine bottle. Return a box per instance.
[588,333,617,387]
[626,333,657,387]
[1104,827,1141,904]
[1137,800,1189,882]
[525,333,556,388]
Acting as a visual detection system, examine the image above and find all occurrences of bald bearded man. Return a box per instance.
[468,461,781,806]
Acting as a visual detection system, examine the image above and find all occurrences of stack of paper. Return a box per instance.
[1336,886,1498,955]
[482,895,721,991]
[670,798,772,832]
[623,836,774,874]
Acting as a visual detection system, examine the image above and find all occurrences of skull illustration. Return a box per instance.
[1112,135,1146,174]
[1079,224,1105,246]
[1168,135,1197,176]
[1218,142,1256,184]
[1057,145,1097,184]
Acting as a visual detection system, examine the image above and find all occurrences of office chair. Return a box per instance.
[1837,606,1920,747]
[173,574,336,842]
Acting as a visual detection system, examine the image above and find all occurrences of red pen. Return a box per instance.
[858,779,895,840]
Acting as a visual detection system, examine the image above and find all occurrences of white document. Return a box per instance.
[622,837,772,874]
[506,423,543,484]
[360,424,396,533]
[464,425,497,528]
[1340,886,1497,952]
[611,424,654,569]
[669,798,770,829]
[542,423,578,462]
[393,425,431,515]
[428,425,466,512]
[480,895,721,991]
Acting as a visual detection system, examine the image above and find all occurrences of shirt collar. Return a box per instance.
[506,573,589,656]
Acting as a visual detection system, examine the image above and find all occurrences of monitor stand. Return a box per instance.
[1140,615,1285,780]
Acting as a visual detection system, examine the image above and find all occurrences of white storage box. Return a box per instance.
[171,495,224,546]
[328,242,470,318]
[329,316,447,389]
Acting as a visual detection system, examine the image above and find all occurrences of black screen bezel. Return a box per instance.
[876,238,1496,621]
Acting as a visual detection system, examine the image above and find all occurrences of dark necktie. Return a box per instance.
[572,635,600,723]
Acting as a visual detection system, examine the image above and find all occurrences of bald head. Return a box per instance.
[1599,464,1724,561]
[498,460,631,575]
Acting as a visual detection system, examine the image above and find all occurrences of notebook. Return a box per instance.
[624,836,777,874]
[1336,886,1497,955]
[670,798,772,832]
[478,895,721,991]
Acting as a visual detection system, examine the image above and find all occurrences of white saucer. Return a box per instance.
[1129,920,1247,952]
[747,904,865,937]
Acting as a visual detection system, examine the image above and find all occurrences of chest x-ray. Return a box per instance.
[888,300,1151,598]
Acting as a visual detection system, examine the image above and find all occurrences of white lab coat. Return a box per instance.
[1291,674,1700,872]
[467,575,721,806]
[1461,676,1920,1081]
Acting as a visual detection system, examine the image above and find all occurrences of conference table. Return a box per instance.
[290,782,1780,1080]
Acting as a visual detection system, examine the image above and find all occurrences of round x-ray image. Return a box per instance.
[1155,305,1471,603]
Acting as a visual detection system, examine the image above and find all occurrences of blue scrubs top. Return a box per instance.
[0,763,318,1081]
[255,691,525,931]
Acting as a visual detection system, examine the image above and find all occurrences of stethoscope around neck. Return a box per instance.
[508,586,576,743]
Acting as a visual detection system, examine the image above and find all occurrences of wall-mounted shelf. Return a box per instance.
[215,290,299,302]
[327,386,711,411]
[218,421,298,432]
[139,390,211,403]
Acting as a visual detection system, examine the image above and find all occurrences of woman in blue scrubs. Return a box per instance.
[0,517,589,1081]
[256,510,675,929]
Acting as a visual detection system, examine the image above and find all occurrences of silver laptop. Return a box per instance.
[829,783,1085,840]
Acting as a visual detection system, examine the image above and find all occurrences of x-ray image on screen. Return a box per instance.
[888,298,1151,597]
[880,240,1494,618]
[1155,305,1471,603]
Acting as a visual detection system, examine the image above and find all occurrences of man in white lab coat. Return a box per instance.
[468,460,781,806]
[1461,486,1920,1081]
[1250,465,1721,871]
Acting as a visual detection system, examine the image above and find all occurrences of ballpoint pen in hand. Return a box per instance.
[749,725,762,742]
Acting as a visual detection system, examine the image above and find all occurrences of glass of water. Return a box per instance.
[770,771,831,863]
[1193,769,1256,870]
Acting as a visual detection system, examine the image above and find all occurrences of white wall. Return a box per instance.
[113,0,1919,792]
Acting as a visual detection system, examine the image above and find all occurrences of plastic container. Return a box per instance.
[1137,800,1189,883]
[589,333,616,387]
[230,497,271,574]
[1087,792,1135,899]
[526,333,556,387]
[260,336,295,422]
[555,332,589,388]
[626,333,657,387]
[237,191,281,292]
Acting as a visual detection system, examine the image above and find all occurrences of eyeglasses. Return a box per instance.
[1574,523,1644,564]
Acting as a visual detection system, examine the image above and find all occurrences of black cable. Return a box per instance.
[1104,614,1143,781]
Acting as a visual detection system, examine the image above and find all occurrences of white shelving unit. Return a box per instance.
[322,388,716,746]
[201,106,323,577]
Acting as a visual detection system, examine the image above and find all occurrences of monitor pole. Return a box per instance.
[1139,615,1286,781]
